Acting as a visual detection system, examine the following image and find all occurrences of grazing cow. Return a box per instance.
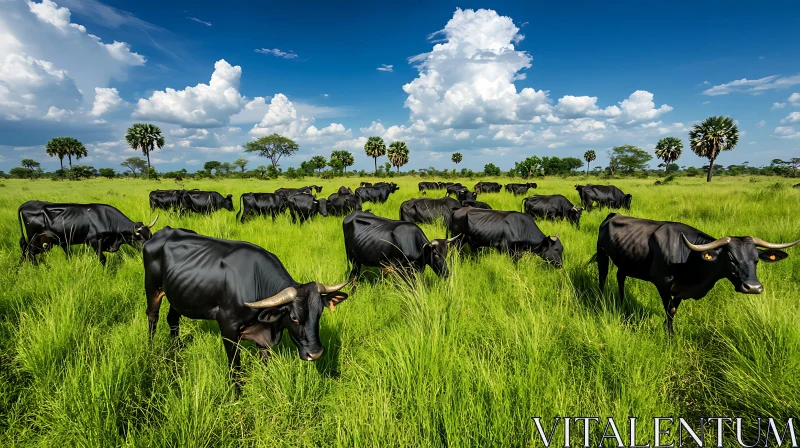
[523,195,583,227]
[18,200,158,265]
[181,191,234,215]
[355,184,399,204]
[237,193,286,223]
[456,189,478,202]
[445,183,465,196]
[343,211,456,279]
[448,208,563,266]
[143,227,349,376]
[150,189,186,212]
[399,197,462,226]
[575,184,631,210]
[327,192,363,217]
[507,185,533,196]
[275,187,313,199]
[505,182,537,193]
[287,193,328,224]
[418,181,445,193]
[474,182,502,194]
[360,182,372,187]
[596,213,800,334]
[460,200,492,210]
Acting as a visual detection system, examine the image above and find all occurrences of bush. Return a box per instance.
[320,170,336,180]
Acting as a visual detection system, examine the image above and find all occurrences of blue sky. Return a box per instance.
[1,0,799,172]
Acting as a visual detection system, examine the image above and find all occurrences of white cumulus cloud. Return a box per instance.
[90,87,125,116]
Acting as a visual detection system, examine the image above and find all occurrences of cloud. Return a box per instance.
[133,59,245,127]
[781,112,800,124]
[772,103,786,109]
[555,95,620,118]
[757,120,766,127]
[0,52,82,119]
[702,74,800,96]
[774,126,800,139]
[187,17,211,26]
[321,93,329,98]
[377,64,393,72]
[789,93,800,105]
[618,90,673,122]
[44,105,73,121]
[254,48,298,59]
[90,87,125,116]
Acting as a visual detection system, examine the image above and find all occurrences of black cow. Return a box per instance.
[575,184,631,210]
[343,211,456,279]
[460,200,492,210]
[237,193,286,223]
[143,227,349,376]
[18,200,158,265]
[181,191,234,215]
[355,184,399,204]
[523,195,583,227]
[475,182,502,194]
[399,197,462,226]
[336,186,353,195]
[505,182,537,193]
[456,189,478,202]
[448,208,563,266]
[150,189,186,212]
[793,183,800,188]
[287,193,328,224]
[418,181,445,193]
[275,187,313,199]
[445,183,465,196]
[327,192,363,217]
[360,182,372,187]
[507,184,536,196]
[306,185,323,194]
[596,213,800,334]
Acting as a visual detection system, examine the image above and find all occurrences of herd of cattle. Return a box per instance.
[15,179,799,376]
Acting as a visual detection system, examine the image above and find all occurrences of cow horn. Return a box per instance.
[245,286,297,308]
[446,234,461,244]
[681,234,731,252]
[550,234,559,241]
[147,215,159,229]
[316,280,350,294]
[751,236,800,250]
[430,240,439,247]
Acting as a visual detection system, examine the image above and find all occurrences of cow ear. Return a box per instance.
[759,249,789,263]
[700,250,718,262]
[322,292,348,312]
[257,307,286,323]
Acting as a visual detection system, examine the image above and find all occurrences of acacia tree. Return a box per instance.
[387,141,410,172]
[364,136,386,174]
[689,116,739,183]
[452,152,463,166]
[125,123,164,177]
[120,157,147,178]
[234,158,248,173]
[330,150,354,172]
[21,159,40,173]
[654,137,683,172]
[244,134,299,169]
[608,145,652,174]
[583,150,596,176]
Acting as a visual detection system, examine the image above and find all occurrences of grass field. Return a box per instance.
[0,175,799,447]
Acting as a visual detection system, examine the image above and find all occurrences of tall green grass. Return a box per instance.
[0,175,798,446]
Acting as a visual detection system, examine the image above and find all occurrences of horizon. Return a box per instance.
[1,0,799,173]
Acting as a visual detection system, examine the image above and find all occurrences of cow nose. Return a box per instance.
[306,349,324,361]
[742,282,763,294]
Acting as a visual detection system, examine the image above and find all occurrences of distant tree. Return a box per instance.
[99,168,115,179]
[310,155,328,172]
[266,165,280,179]
[451,152,463,166]
[45,137,69,170]
[71,165,97,180]
[234,157,248,173]
[513,156,544,178]
[583,150,596,176]
[10,167,30,179]
[253,165,268,180]
[383,162,392,176]
[125,123,164,177]
[541,156,583,175]
[387,141,410,172]
[689,116,739,182]
[330,150,354,172]
[483,163,501,176]
[328,157,344,173]
[120,157,147,178]
[654,137,683,172]
[204,160,222,175]
[364,136,386,174]
[244,134,299,169]
[608,145,652,174]
[220,162,234,175]
[21,159,40,173]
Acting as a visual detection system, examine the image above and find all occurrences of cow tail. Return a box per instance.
[17,206,28,246]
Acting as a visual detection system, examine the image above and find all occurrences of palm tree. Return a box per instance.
[364,136,386,174]
[387,141,410,172]
[45,137,67,170]
[583,150,596,176]
[125,123,165,177]
[654,137,683,172]
[689,116,739,182]
[452,152,462,166]
[65,137,87,169]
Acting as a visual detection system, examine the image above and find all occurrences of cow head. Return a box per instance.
[223,194,234,211]
[568,207,583,227]
[315,198,328,217]
[537,235,563,268]
[131,215,159,247]
[623,194,633,209]
[245,281,349,361]
[423,235,460,278]
[338,186,352,195]
[682,234,798,294]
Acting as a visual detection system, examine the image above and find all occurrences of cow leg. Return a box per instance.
[596,249,609,293]
[91,240,107,266]
[289,208,297,224]
[348,258,362,281]
[616,271,626,302]
[146,290,165,340]
[219,322,243,380]
[661,294,682,336]
[167,305,181,341]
